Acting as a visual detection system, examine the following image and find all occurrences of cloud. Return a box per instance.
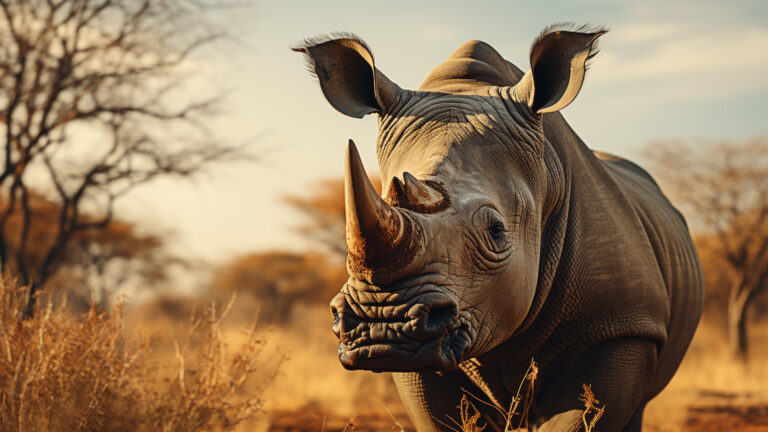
[589,22,768,103]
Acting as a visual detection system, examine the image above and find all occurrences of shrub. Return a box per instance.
[0,276,268,432]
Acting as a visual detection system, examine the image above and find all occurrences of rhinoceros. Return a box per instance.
[293,24,704,432]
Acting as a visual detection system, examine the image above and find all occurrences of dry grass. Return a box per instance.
[448,359,539,432]
[578,384,605,432]
[124,294,407,431]
[261,305,399,414]
[0,276,270,432]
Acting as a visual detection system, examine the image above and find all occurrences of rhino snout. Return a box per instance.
[330,282,468,372]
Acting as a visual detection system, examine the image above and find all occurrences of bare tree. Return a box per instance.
[644,137,768,360]
[0,0,245,314]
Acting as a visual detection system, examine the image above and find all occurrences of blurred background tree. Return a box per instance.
[210,252,347,325]
[0,0,243,313]
[284,176,381,258]
[645,137,768,360]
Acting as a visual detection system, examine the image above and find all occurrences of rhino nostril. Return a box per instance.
[330,304,342,337]
[427,304,457,329]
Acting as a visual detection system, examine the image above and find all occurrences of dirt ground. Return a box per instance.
[267,407,414,432]
[681,391,768,432]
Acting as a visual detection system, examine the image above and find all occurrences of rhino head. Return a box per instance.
[294,26,605,372]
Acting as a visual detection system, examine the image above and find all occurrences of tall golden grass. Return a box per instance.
[0,277,269,432]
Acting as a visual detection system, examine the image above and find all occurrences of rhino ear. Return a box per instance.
[514,25,606,114]
[293,35,401,118]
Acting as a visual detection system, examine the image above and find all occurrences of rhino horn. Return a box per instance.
[345,140,420,280]
[403,172,445,209]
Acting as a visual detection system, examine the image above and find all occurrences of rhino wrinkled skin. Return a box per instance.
[294,25,704,432]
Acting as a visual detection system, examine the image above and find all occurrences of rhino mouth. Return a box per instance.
[330,280,472,372]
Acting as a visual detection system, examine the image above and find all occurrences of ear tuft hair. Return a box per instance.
[291,32,372,80]
[532,23,608,72]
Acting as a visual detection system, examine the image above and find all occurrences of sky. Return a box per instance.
[117,0,768,268]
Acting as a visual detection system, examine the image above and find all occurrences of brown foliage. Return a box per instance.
[0,276,269,432]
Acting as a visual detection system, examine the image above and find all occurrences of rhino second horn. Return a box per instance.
[344,140,419,279]
[383,175,406,207]
[403,172,444,208]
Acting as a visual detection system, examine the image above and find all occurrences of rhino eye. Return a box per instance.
[471,206,510,254]
[488,221,505,240]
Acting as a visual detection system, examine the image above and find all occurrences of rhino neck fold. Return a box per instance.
[509,114,572,337]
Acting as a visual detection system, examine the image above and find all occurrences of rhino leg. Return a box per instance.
[392,370,503,432]
[622,403,645,432]
[535,338,658,432]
